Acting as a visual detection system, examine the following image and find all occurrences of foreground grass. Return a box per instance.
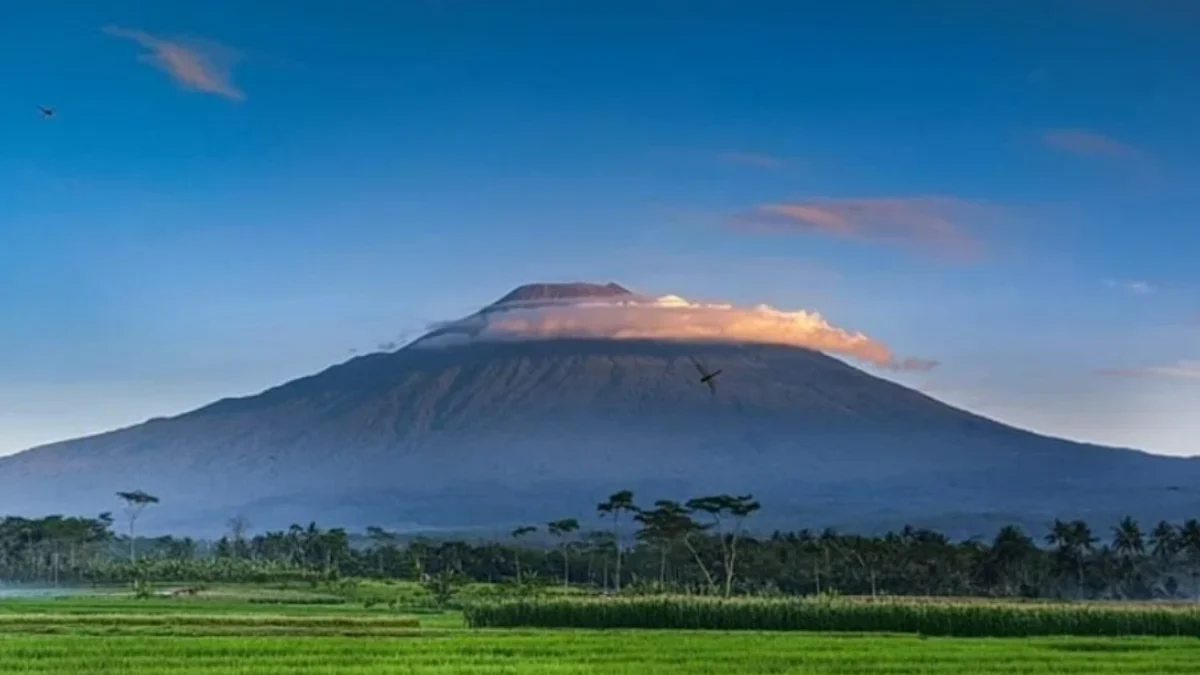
[0,612,422,637]
[0,591,465,632]
[0,631,1198,674]
[465,596,1200,636]
[3,589,1200,673]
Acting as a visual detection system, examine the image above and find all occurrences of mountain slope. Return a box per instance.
[2,287,1196,537]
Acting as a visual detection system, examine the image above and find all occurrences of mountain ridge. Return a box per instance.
[490,281,632,306]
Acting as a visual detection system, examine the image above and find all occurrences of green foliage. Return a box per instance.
[464,595,1200,637]
[7,491,1200,604]
[88,559,329,584]
[131,578,153,599]
[421,570,468,609]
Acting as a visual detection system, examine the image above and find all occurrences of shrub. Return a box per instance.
[463,596,1200,637]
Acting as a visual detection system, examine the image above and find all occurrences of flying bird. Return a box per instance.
[37,105,55,118]
[689,356,722,395]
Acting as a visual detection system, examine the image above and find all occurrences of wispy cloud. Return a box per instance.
[731,197,985,260]
[1105,279,1156,295]
[104,26,244,101]
[718,151,788,170]
[1098,360,1200,381]
[1042,129,1143,161]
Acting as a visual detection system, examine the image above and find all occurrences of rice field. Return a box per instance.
[464,596,1200,637]
[1,589,1198,673]
[2,630,1199,674]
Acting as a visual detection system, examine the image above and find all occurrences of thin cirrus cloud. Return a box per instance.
[1105,279,1156,295]
[1097,361,1200,381]
[1042,129,1143,161]
[103,25,244,101]
[730,197,986,260]
[718,151,788,170]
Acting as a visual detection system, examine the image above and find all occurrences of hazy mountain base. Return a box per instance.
[2,338,1198,538]
[178,472,1199,541]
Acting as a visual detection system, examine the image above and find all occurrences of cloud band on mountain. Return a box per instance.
[415,294,937,372]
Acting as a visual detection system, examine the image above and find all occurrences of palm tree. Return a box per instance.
[546,518,580,587]
[1069,520,1098,594]
[1111,516,1146,597]
[1150,521,1180,562]
[596,490,636,592]
[115,490,159,563]
[1089,545,1121,598]
[1178,520,1200,601]
[1112,517,1145,558]
[1148,520,1180,595]
[983,525,1037,596]
[1046,519,1095,596]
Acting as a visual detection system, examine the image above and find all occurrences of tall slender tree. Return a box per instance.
[686,494,761,596]
[644,499,715,593]
[634,504,675,590]
[115,490,159,563]
[596,490,636,592]
[227,514,251,559]
[510,525,537,584]
[546,518,580,587]
[365,526,398,576]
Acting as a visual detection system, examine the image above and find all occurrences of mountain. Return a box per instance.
[489,281,632,305]
[1,282,1197,538]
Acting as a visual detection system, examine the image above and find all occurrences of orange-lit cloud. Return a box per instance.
[732,197,984,259]
[104,26,244,101]
[1097,360,1200,381]
[719,152,787,169]
[416,294,937,372]
[1042,129,1141,161]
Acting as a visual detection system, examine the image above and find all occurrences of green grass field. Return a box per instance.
[5,632,1200,674]
[1,586,1198,673]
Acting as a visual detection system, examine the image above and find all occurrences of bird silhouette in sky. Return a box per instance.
[37,105,55,119]
[689,356,722,395]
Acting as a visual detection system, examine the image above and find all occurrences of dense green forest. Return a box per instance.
[3,489,1200,601]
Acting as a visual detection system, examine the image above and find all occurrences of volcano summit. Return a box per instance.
[1,282,1196,537]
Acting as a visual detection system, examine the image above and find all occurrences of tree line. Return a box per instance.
[2,488,1200,601]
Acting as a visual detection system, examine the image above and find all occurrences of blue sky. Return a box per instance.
[2,0,1198,456]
